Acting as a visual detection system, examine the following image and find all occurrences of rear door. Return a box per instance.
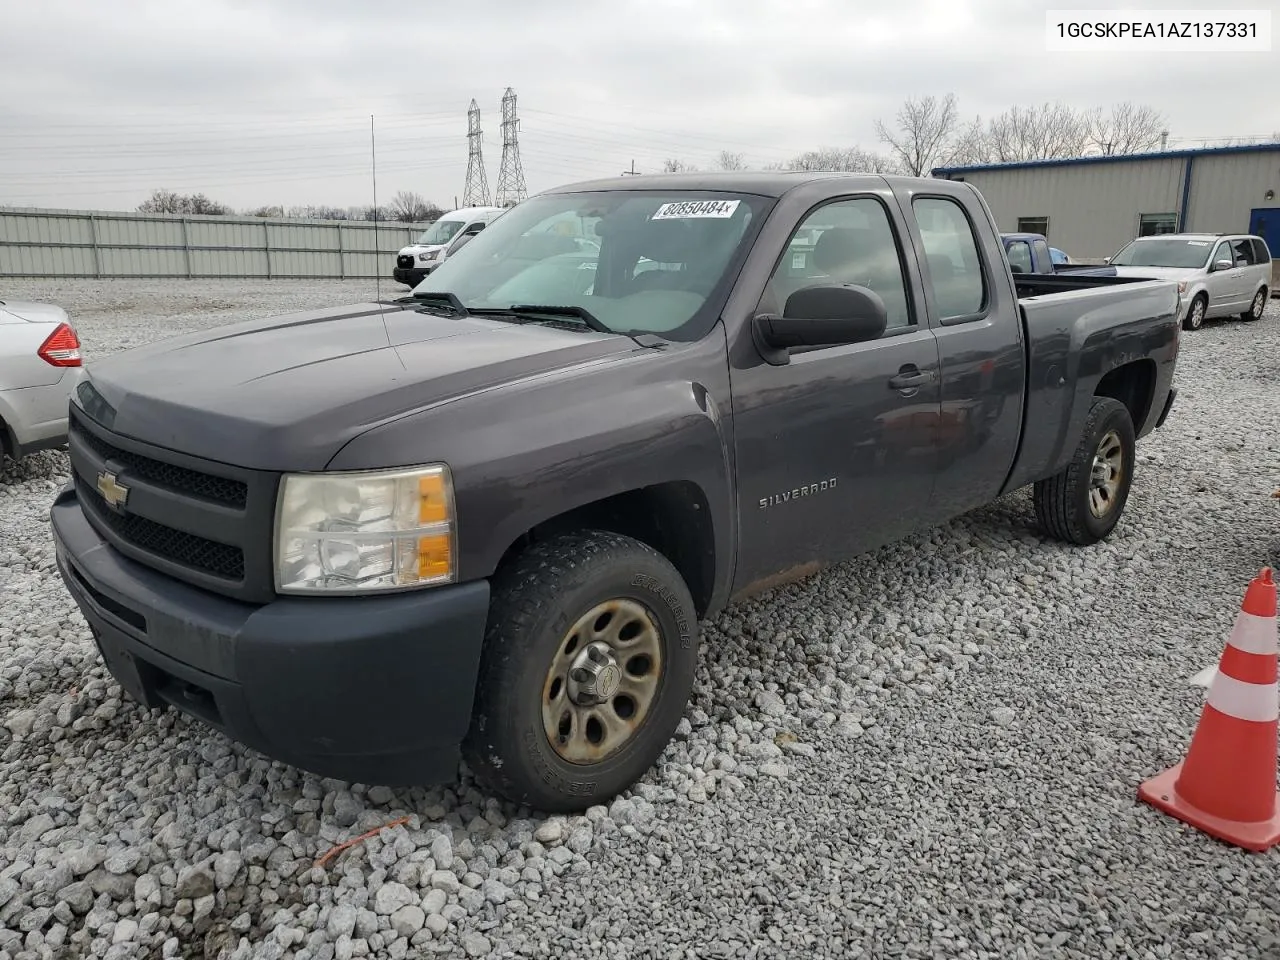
[894,188,1027,523]
[1229,238,1264,308]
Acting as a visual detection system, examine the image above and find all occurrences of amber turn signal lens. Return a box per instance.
[417,533,452,579]
[418,474,449,524]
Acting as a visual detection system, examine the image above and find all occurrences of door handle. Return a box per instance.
[889,367,932,390]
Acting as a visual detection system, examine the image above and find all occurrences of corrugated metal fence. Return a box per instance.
[0,207,434,280]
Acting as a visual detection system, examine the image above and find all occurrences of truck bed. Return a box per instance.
[1013,273,1147,298]
[1004,277,1181,494]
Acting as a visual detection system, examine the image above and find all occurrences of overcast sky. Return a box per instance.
[1,0,1273,213]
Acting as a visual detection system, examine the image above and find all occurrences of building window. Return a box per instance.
[1138,213,1178,236]
[1017,216,1049,237]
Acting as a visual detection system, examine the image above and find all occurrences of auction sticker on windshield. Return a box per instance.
[651,200,741,220]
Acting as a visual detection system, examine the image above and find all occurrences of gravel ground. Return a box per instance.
[2,278,1279,960]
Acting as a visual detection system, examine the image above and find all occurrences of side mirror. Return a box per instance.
[1103,256,1112,263]
[1212,259,1233,272]
[752,284,888,365]
[448,232,478,256]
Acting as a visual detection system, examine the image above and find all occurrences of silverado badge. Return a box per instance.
[96,471,130,509]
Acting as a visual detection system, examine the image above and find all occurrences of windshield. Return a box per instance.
[411,190,770,339]
[1110,237,1214,269]
[415,220,465,246]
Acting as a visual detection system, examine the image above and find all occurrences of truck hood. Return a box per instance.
[398,244,445,256]
[1110,266,1200,281]
[0,298,70,326]
[78,301,638,470]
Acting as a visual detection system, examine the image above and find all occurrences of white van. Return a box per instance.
[392,206,506,286]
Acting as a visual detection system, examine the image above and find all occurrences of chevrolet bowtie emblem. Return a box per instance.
[96,471,130,509]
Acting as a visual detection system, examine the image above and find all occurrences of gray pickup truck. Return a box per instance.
[51,173,1181,811]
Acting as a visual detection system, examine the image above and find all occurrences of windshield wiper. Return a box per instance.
[504,304,612,334]
[411,290,470,317]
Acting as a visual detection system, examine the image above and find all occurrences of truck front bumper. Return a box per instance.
[51,485,490,786]
[392,267,431,286]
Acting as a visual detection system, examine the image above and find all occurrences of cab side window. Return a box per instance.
[763,197,913,332]
[912,197,987,320]
[1006,241,1033,274]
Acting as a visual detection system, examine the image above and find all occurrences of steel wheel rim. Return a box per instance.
[1252,292,1265,318]
[1088,428,1124,518]
[1189,299,1205,328]
[541,598,663,765]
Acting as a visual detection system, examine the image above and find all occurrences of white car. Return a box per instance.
[0,299,86,462]
[1108,233,1272,331]
[392,206,507,287]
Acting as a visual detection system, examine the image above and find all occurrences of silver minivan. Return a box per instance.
[1107,233,1272,331]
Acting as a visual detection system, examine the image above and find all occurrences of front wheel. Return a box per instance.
[463,529,699,812]
[1183,293,1207,331]
[1242,288,1268,322]
[1033,396,1136,545]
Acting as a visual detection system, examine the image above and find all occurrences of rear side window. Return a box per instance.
[1253,238,1272,264]
[913,197,986,320]
[1032,238,1053,267]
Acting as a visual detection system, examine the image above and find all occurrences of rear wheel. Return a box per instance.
[1033,396,1136,545]
[1242,288,1267,322]
[1183,293,1207,331]
[463,529,699,812]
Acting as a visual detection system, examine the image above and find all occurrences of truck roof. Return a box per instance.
[540,170,958,199]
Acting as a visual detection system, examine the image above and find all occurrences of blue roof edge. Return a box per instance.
[931,141,1280,176]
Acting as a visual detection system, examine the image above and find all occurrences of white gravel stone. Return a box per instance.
[1,280,1278,959]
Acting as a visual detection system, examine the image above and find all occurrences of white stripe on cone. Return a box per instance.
[1206,672,1280,723]
[1227,611,1279,656]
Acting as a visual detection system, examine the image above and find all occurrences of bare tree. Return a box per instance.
[390,190,440,223]
[248,205,285,218]
[985,102,1091,162]
[716,150,746,171]
[137,189,230,216]
[946,116,998,167]
[661,158,699,173]
[1085,102,1168,155]
[874,94,960,175]
[784,146,899,174]
[289,205,349,220]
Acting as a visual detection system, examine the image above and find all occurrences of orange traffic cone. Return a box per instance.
[1138,567,1280,851]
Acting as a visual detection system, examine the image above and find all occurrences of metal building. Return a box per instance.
[931,143,1280,262]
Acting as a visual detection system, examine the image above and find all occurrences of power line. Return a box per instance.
[494,87,528,208]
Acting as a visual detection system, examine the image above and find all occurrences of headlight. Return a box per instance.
[418,250,438,262]
[274,464,456,594]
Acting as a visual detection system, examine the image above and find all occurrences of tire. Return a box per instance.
[1242,288,1268,322]
[1182,293,1207,331]
[463,529,699,812]
[1033,396,1136,546]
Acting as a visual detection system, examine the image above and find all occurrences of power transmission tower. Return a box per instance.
[494,87,529,208]
[462,99,491,207]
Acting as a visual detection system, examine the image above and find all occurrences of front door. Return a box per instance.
[728,193,941,595]
[1204,238,1242,314]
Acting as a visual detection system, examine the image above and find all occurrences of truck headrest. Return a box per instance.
[813,228,875,274]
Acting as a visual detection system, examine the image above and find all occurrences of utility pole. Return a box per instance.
[622,160,639,176]
[462,99,492,208]
[494,87,529,208]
